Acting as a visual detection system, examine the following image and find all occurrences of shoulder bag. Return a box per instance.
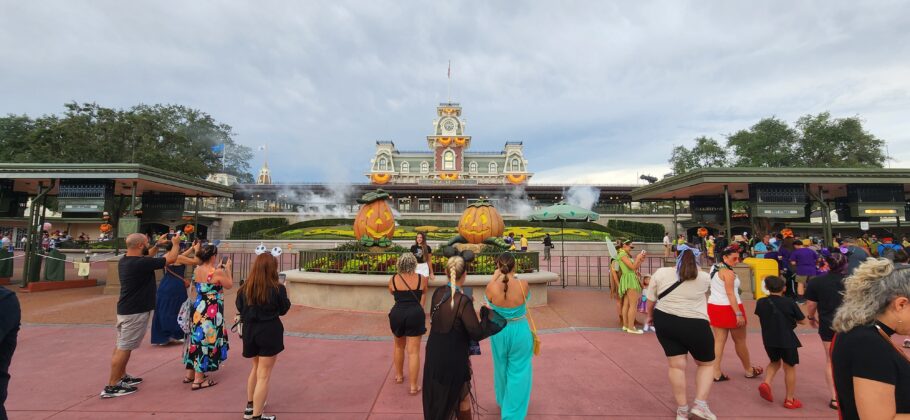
[516,279,540,356]
[167,266,195,335]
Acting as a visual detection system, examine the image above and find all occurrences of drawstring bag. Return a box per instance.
[167,266,194,335]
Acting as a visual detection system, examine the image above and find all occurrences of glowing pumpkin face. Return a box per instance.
[353,190,396,241]
[100,223,112,233]
[457,201,504,244]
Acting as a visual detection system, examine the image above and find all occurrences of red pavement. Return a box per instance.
[7,325,839,419]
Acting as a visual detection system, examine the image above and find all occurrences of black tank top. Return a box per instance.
[392,274,423,306]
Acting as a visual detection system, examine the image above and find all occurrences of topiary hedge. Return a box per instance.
[230,218,289,238]
[607,220,664,241]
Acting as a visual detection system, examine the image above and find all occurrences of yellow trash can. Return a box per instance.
[743,257,780,299]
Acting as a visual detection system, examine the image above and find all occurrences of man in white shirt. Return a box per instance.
[663,233,671,257]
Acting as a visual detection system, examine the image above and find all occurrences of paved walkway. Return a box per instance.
[5,286,842,419]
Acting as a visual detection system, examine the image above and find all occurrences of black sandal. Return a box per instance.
[829,399,838,410]
[183,374,206,384]
[191,379,217,390]
[713,374,730,382]
[744,366,764,378]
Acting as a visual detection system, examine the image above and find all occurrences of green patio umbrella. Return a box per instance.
[528,203,600,287]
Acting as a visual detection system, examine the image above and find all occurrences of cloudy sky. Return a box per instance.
[2,1,909,185]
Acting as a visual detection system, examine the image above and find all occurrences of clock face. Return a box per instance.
[443,119,455,132]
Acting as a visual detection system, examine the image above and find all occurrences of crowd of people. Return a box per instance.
[0,224,906,419]
[646,231,910,420]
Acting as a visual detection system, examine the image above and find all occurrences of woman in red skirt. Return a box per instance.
[708,244,763,382]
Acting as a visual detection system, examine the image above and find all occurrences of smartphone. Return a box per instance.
[219,255,228,268]
[166,232,176,240]
[278,273,287,285]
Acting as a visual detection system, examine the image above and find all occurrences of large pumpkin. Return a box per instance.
[457,200,505,244]
[353,189,396,241]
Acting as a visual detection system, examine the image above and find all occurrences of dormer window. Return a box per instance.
[489,162,498,174]
[469,161,478,173]
[378,157,388,171]
[401,162,409,173]
[421,161,429,173]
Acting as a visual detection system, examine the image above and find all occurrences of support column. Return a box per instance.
[193,195,201,241]
[723,185,732,240]
[671,199,678,242]
[818,186,832,247]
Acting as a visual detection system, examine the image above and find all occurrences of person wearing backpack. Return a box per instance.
[645,248,716,420]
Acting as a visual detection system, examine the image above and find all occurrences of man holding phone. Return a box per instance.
[101,233,180,398]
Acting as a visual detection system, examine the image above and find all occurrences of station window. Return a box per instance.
[378,157,388,171]
[489,162,498,174]
[443,150,455,171]
[420,161,429,173]
[401,162,409,173]
[418,198,431,212]
[469,161,477,173]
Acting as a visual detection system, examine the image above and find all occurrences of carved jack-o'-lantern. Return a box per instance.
[781,228,794,238]
[457,200,505,244]
[184,224,195,234]
[697,227,708,238]
[99,223,113,233]
[353,189,396,241]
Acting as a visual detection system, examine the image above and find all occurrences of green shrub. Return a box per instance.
[230,218,289,238]
[607,220,664,241]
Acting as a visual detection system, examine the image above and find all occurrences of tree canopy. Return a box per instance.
[0,102,254,182]
[668,112,887,174]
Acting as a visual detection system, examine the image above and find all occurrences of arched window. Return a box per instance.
[511,158,520,172]
[469,161,478,173]
[401,161,409,173]
[378,157,388,171]
[443,150,455,171]
[420,161,429,173]
[489,162,498,174]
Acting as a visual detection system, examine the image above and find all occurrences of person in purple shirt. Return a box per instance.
[789,240,818,304]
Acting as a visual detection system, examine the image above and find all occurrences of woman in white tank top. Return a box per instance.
[707,244,762,382]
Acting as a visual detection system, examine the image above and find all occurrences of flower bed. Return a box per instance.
[300,249,539,275]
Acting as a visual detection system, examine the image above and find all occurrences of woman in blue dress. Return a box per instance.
[484,253,534,420]
[151,240,200,345]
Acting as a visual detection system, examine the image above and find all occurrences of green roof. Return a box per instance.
[0,163,233,198]
[631,167,910,201]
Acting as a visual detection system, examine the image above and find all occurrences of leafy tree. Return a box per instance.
[727,117,799,167]
[795,112,885,168]
[669,136,728,174]
[668,112,886,174]
[0,102,253,181]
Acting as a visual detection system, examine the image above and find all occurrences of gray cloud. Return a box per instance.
[2,1,909,183]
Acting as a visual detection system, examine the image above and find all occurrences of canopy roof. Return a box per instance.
[630,167,910,201]
[0,163,234,198]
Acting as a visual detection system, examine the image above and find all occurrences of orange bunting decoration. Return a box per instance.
[453,137,467,146]
[781,228,794,238]
[457,201,505,244]
[99,223,112,233]
[506,174,527,184]
[697,227,708,238]
[439,173,459,181]
[370,173,391,185]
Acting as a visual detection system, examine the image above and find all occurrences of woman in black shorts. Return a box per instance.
[645,249,717,420]
[237,252,291,420]
[388,252,428,395]
[804,252,847,410]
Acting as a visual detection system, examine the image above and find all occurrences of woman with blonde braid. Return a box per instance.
[831,258,910,419]
[422,254,504,420]
[485,253,534,420]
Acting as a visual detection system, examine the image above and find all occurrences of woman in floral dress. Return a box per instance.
[183,243,233,389]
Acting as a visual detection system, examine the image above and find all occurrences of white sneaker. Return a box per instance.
[690,404,717,420]
[676,407,689,420]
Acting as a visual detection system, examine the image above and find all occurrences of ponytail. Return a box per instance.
[495,252,516,296]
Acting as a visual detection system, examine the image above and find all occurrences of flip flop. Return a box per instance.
[191,379,217,390]
[713,374,730,382]
[409,386,421,395]
[829,399,838,410]
[745,366,764,378]
[394,376,403,384]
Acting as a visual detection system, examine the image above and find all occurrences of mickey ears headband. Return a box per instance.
[255,243,283,257]
[441,246,475,263]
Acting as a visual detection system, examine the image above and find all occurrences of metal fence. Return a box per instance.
[220,251,299,284]
[299,250,540,275]
[540,255,671,288]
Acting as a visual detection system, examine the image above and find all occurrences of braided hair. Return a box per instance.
[447,256,466,308]
[495,252,516,295]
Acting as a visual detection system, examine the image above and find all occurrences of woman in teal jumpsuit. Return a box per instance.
[485,253,533,419]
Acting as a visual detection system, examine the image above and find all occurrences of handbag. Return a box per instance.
[516,279,540,356]
[230,315,243,338]
[166,266,194,335]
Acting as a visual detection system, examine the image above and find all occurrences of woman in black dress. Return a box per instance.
[423,255,504,420]
[237,252,292,420]
[389,252,428,395]
[804,252,847,410]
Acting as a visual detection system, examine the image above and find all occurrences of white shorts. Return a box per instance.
[415,263,430,277]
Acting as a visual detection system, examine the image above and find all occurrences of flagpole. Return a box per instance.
[222,143,227,172]
[447,60,451,103]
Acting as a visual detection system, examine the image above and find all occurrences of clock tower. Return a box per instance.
[428,103,471,174]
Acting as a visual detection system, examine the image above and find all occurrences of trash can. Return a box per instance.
[743,257,779,299]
